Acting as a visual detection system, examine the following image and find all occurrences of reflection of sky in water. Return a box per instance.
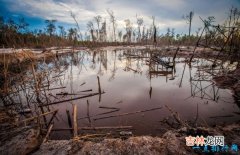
[33,49,239,139]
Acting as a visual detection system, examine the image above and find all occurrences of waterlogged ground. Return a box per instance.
[15,48,240,139]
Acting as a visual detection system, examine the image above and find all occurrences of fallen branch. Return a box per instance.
[52,126,133,131]
[99,106,119,110]
[17,110,58,125]
[80,82,86,86]
[73,104,78,137]
[78,109,120,120]
[39,92,105,107]
[66,110,73,135]
[97,109,120,116]
[43,124,53,143]
[42,86,66,91]
[165,105,189,128]
[126,67,138,73]
[52,74,64,78]
[94,106,162,121]
[79,89,92,92]
[233,112,240,115]
[209,115,234,119]
[97,76,101,102]
[74,133,109,141]
[47,110,58,128]
[56,90,93,96]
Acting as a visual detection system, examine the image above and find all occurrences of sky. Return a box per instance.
[0,0,240,37]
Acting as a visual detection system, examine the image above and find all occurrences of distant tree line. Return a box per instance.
[0,7,239,48]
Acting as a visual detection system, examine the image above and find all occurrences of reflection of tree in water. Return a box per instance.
[101,51,108,71]
[97,54,103,76]
[2,48,239,132]
[124,53,132,72]
[186,58,237,106]
[76,52,86,75]
[0,50,92,112]
[96,50,108,76]
[121,48,176,99]
[90,51,96,70]
[109,50,117,81]
[122,49,143,74]
[136,57,143,75]
[147,54,175,81]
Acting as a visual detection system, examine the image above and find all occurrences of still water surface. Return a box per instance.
[33,48,239,139]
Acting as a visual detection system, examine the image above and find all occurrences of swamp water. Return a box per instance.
[4,48,240,139]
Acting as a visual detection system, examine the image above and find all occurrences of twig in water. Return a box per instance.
[99,106,119,110]
[165,105,189,128]
[73,104,78,137]
[43,124,53,143]
[39,92,105,107]
[97,76,102,102]
[94,106,162,121]
[80,82,86,86]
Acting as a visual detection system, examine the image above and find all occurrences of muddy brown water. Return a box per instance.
[8,48,240,139]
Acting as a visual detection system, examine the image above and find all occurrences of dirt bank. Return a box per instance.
[0,108,42,155]
[0,102,239,155]
[0,45,228,64]
[31,124,240,155]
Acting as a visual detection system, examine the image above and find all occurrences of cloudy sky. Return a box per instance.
[0,0,239,36]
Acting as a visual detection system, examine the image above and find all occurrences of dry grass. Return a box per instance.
[0,49,36,64]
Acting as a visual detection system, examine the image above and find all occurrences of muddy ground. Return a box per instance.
[32,123,240,155]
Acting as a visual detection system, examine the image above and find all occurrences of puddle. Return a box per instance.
[2,48,239,139]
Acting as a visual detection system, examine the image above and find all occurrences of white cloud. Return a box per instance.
[4,0,240,34]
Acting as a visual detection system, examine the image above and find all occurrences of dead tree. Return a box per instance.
[183,11,194,37]
[107,9,117,42]
[87,21,96,42]
[99,20,107,42]
[70,11,83,40]
[124,19,133,43]
[94,15,102,42]
[136,15,143,42]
